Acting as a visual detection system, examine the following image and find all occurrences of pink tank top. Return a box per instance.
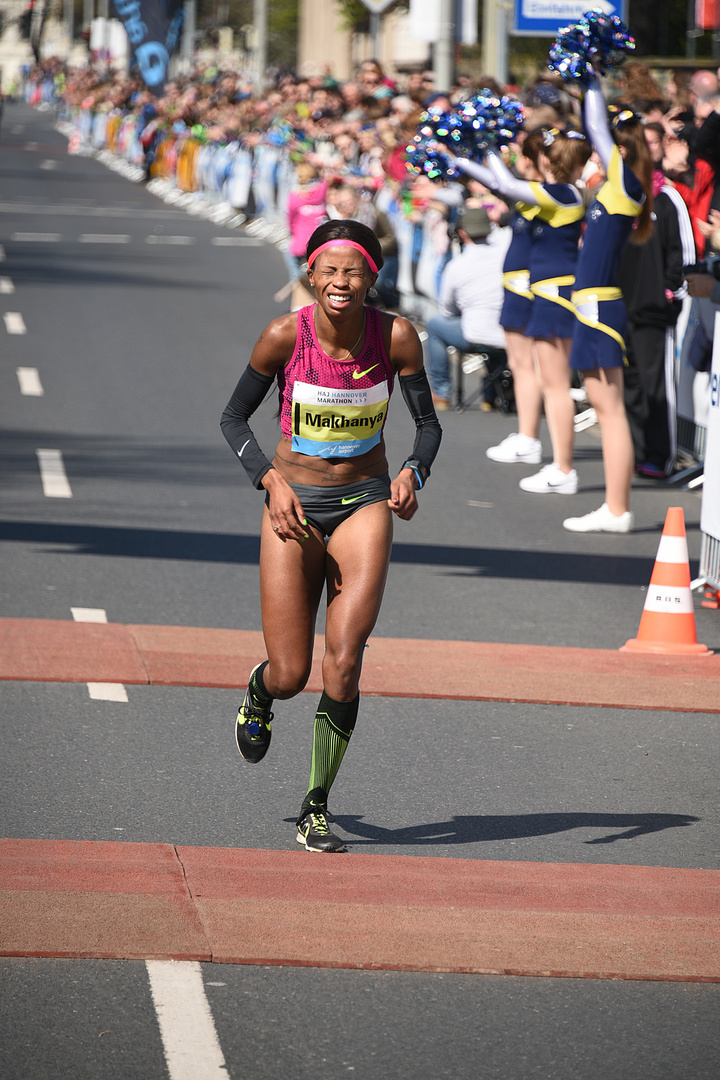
[278,305,395,459]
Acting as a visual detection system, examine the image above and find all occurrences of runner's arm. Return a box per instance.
[385,315,442,516]
[220,315,297,489]
[220,365,275,489]
[399,369,443,485]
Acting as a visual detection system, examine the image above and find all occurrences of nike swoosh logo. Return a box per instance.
[341,493,369,505]
[352,364,379,380]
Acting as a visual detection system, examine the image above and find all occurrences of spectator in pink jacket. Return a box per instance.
[285,162,329,281]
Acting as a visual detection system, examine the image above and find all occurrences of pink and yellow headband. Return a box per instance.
[307,239,379,274]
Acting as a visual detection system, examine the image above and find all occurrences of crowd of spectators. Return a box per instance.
[21,52,720,476]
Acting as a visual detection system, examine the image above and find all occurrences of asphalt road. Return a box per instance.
[1,102,718,1080]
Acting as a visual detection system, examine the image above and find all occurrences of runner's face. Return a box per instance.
[308,246,376,317]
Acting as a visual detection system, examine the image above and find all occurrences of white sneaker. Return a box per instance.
[563,503,634,533]
[486,433,542,464]
[519,463,578,494]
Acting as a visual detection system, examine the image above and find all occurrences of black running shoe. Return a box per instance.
[296,807,345,853]
[235,664,273,763]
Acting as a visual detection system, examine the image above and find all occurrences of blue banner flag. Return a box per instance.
[111,0,184,88]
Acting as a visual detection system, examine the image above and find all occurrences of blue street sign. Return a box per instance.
[513,0,629,37]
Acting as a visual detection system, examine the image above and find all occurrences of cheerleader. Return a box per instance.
[487,129,545,464]
[453,128,591,493]
[562,80,653,533]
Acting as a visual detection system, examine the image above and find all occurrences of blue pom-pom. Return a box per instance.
[405,132,458,181]
[410,92,524,175]
[548,8,635,84]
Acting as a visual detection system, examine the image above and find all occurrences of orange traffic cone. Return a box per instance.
[622,507,712,656]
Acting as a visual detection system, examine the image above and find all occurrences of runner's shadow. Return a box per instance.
[332,811,699,847]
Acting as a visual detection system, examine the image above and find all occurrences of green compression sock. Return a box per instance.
[249,661,272,705]
[301,691,359,815]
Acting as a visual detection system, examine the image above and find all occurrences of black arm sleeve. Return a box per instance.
[220,364,276,489]
[399,369,443,478]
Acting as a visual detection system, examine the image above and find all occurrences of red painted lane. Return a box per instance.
[1,840,718,980]
[1,618,720,712]
[1,838,188,895]
[0,840,210,961]
[0,618,149,684]
[199,900,720,979]
[178,846,720,917]
[127,623,266,688]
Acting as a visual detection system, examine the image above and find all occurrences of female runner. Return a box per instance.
[562,82,653,533]
[221,219,442,852]
[452,129,590,493]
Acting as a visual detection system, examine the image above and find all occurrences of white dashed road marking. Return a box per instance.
[0,276,15,293]
[36,449,72,498]
[4,312,27,334]
[145,235,195,245]
[273,280,293,303]
[39,160,58,170]
[0,201,188,219]
[17,367,44,396]
[10,232,61,242]
[79,234,131,244]
[87,682,129,702]
[70,608,108,623]
[211,236,263,246]
[146,961,229,1080]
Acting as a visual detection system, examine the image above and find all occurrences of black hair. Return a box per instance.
[306,218,384,271]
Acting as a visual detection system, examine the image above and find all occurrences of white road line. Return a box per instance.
[4,312,27,334]
[79,234,131,244]
[0,202,189,220]
[146,961,229,1080]
[87,682,129,702]
[211,237,263,246]
[17,367,44,396]
[36,449,72,498]
[71,607,108,623]
[23,142,39,151]
[40,160,59,170]
[0,276,15,293]
[273,280,293,303]
[145,235,195,245]
[11,232,61,242]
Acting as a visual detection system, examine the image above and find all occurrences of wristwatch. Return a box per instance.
[401,458,429,490]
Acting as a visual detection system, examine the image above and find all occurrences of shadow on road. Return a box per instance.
[0,517,679,585]
[331,811,700,847]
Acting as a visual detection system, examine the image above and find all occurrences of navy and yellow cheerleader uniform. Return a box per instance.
[570,105,644,370]
[500,207,539,332]
[520,181,586,341]
[450,152,584,339]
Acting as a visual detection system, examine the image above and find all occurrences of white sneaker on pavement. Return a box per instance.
[519,463,578,495]
[563,503,634,533]
[486,433,542,464]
